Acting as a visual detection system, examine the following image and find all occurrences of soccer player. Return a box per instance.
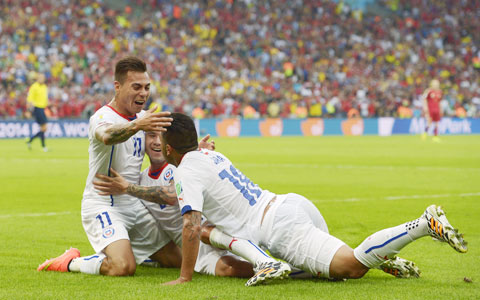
[94,131,421,284]
[26,73,49,152]
[422,79,443,142]
[38,56,177,276]
[160,113,467,286]
[94,131,255,278]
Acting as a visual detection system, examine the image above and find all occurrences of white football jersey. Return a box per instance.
[175,149,275,242]
[139,163,183,245]
[82,105,145,205]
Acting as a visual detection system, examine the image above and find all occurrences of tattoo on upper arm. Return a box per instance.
[184,212,202,242]
[126,184,177,205]
[98,122,137,144]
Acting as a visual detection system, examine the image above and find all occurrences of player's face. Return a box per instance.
[160,132,176,166]
[145,131,165,166]
[114,71,150,116]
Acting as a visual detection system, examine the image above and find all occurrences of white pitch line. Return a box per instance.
[236,162,480,172]
[314,192,480,203]
[0,211,72,219]
[2,193,479,218]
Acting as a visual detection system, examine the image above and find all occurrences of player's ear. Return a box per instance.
[165,144,173,155]
[114,81,121,93]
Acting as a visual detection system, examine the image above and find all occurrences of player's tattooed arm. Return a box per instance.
[93,169,177,205]
[95,108,172,145]
[184,211,202,242]
[163,210,201,285]
[95,122,138,145]
[126,181,177,205]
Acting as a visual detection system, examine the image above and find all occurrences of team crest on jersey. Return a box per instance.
[164,168,174,181]
[175,182,183,196]
[102,227,115,239]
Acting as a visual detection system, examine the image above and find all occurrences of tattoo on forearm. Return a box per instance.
[104,122,137,144]
[185,213,202,242]
[126,183,177,204]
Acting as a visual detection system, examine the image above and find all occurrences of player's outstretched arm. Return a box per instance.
[93,168,177,205]
[95,107,172,145]
[164,210,202,285]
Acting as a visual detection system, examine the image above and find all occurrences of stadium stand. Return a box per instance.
[0,0,479,119]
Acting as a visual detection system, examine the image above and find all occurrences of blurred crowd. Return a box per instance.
[1,0,479,120]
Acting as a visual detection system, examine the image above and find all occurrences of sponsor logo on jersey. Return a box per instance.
[164,168,173,181]
[102,227,115,239]
[175,182,183,196]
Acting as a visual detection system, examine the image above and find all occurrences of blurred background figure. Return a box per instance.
[422,79,442,142]
[26,73,49,152]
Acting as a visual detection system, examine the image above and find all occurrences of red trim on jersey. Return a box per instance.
[106,105,137,121]
[229,238,238,250]
[148,162,169,179]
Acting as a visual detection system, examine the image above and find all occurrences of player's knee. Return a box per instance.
[330,261,368,279]
[329,245,369,279]
[109,258,136,276]
[215,257,254,278]
[217,264,236,277]
[344,265,368,279]
[200,225,214,245]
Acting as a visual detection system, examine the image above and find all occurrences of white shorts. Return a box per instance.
[261,193,345,278]
[143,205,235,275]
[82,199,170,264]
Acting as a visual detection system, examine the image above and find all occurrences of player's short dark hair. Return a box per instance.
[114,56,147,84]
[163,113,198,154]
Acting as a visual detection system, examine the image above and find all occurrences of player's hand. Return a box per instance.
[163,277,191,286]
[93,168,129,195]
[198,134,215,150]
[134,106,172,132]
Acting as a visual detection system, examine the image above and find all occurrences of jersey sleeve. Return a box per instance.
[89,109,115,140]
[174,165,207,215]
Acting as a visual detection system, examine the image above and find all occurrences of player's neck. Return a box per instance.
[109,98,130,116]
[150,161,167,171]
[168,152,184,167]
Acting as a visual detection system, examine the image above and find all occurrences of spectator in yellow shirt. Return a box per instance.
[26,73,49,152]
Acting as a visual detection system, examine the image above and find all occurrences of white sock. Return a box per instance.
[354,218,429,268]
[209,228,275,267]
[68,253,106,275]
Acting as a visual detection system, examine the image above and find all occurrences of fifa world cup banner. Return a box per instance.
[197,118,379,137]
[378,118,480,136]
[200,118,326,137]
[0,120,90,138]
[2,118,479,138]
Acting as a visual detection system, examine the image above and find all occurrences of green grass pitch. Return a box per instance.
[0,135,478,299]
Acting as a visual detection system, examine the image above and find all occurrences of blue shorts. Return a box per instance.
[33,107,47,125]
